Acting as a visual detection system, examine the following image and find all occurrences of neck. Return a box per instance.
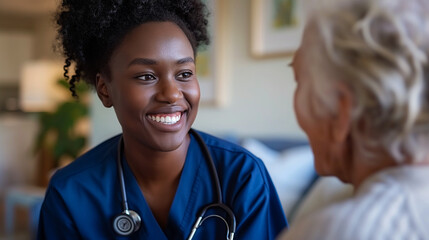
[122,134,190,186]
[334,139,429,190]
[348,155,398,189]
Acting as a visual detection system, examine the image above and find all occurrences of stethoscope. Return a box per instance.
[113,129,236,240]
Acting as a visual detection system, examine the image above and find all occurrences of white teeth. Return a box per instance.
[149,114,181,125]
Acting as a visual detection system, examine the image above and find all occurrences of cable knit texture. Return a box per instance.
[278,165,429,240]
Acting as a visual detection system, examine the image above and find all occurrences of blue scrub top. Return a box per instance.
[37,130,287,239]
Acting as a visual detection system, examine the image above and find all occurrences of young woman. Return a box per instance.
[37,0,287,239]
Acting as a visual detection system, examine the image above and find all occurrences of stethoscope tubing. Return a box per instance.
[116,129,236,239]
[116,137,129,212]
[189,128,222,203]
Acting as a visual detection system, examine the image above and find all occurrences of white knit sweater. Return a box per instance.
[278,165,429,240]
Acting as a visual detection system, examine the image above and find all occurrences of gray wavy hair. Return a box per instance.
[303,0,429,164]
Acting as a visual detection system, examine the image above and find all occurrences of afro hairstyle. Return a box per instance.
[56,0,210,97]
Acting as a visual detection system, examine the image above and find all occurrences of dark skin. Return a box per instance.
[95,22,200,229]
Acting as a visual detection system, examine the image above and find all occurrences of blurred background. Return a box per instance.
[0,0,309,239]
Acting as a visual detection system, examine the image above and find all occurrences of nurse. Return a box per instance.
[37,0,287,239]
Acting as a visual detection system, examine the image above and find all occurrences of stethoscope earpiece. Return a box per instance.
[113,210,141,236]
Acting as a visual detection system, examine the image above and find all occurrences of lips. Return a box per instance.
[147,112,182,125]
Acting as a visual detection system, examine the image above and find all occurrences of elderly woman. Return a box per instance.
[279,0,429,239]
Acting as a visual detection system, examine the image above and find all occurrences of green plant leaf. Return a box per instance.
[34,78,90,167]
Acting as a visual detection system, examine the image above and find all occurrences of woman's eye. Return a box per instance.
[137,74,156,81]
[177,71,193,80]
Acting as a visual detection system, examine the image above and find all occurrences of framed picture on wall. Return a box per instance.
[251,0,305,58]
[197,0,227,106]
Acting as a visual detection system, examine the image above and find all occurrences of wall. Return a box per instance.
[0,114,39,195]
[0,10,60,189]
[195,0,303,138]
[90,0,305,146]
[0,32,34,84]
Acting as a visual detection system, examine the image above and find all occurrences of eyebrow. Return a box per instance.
[177,57,195,65]
[128,57,194,67]
[128,58,157,67]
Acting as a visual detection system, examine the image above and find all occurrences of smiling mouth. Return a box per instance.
[147,112,183,125]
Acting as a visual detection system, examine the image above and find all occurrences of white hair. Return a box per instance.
[302,0,429,163]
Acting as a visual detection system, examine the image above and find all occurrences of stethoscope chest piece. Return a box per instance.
[113,130,236,239]
[113,210,141,236]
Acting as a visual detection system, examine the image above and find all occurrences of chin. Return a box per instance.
[336,174,352,184]
[149,131,189,152]
[155,141,183,152]
[315,162,352,184]
[314,160,336,177]
[314,165,330,176]
[314,156,330,176]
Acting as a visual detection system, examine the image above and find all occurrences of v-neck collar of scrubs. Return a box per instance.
[121,133,204,239]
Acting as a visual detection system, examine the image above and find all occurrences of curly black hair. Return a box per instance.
[56,0,210,97]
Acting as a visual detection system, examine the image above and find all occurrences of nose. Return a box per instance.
[155,77,183,103]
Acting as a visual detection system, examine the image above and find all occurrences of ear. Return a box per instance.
[330,83,352,143]
[95,73,113,108]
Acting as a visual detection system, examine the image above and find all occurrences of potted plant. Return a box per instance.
[34,79,89,186]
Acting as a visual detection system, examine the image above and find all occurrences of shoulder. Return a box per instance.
[195,130,254,154]
[48,134,121,187]
[280,199,362,240]
[194,130,262,164]
[194,131,287,236]
[282,170,428,240]
[193,130,277,195]
[194,130,269,177]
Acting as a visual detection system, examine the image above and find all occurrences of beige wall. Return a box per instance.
[0,31,34,84]
[0,11,61,83]
[33,14,62,60]
[195,0,303,138]
[0,9,59,189]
